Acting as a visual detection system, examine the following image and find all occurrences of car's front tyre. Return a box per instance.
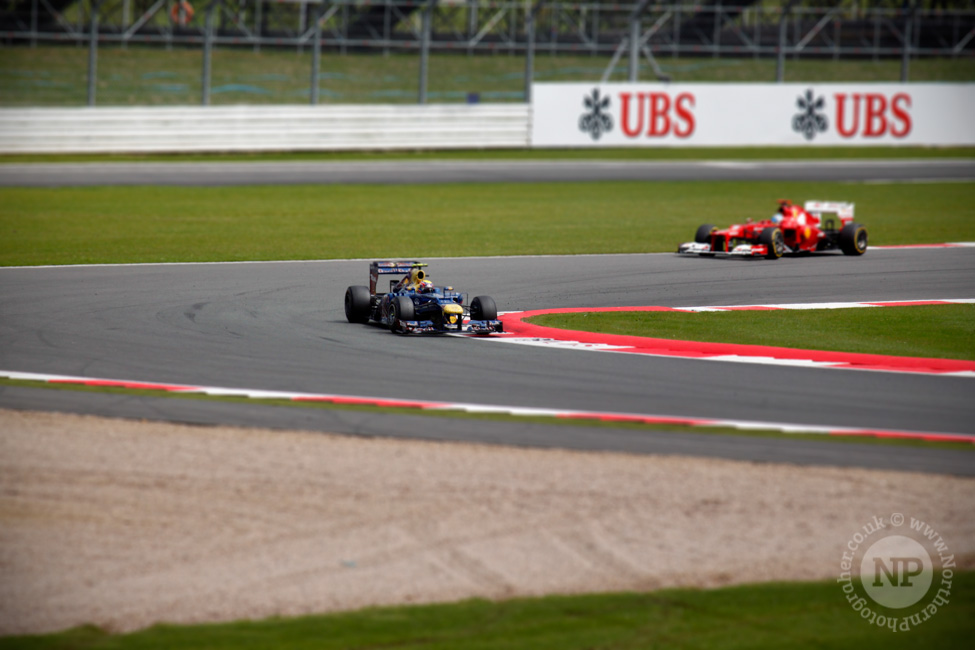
[390,295,415,334]
[759,227,785,260]
[345,286,371,323]
[695,224,716,244]
[471,296,498,321]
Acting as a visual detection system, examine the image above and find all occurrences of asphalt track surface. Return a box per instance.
[2,248,974,476]
[2,158,975,186]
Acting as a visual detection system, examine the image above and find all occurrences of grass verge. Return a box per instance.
[528,305,975,362]
[1,572,971,649]
[2,146,975,164]
[2,181,974,266]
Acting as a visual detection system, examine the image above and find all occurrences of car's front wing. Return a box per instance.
[397,319,504,335]
[677,242,770,258]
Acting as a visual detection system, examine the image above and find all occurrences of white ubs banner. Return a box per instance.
[531,83,975,147]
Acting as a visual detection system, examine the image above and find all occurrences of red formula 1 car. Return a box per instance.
[678,200,868,260]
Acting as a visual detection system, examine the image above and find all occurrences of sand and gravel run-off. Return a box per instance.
[1,407,973,636]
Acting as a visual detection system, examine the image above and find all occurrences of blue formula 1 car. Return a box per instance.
[344,261,503,335]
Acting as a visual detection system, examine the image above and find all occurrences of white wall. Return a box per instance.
[1,85,971,154]
[0,104,531,154]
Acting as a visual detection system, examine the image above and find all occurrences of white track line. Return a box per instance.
[1,369,973,443]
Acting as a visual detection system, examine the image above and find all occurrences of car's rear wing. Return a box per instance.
[804,201,855,225]
[369,260,425,295]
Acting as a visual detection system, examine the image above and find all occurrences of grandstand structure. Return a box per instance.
[2,0,973,59]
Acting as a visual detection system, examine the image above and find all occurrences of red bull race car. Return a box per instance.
[678,200,868,260]
[344,261,503,335]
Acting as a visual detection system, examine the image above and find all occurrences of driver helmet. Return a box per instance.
[418,280,435,293]
[773,199,790,223]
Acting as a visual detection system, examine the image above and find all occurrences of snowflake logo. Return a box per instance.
[792,89,829,141]
[578,88,613,141]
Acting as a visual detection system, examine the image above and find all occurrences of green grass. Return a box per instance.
[2,181,973,266]
[3,573,972,649]
[2,45,973,107]
[3,145,975,164]
[529,305,975,361]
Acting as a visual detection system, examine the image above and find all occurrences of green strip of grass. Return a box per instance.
[529,305,975,361]
[3,378,973,450]
[2,146,974,164]
[2,573,971,649]
[2,181,973,266]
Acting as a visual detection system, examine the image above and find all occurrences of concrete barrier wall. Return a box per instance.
[0,104,531,154]
[4,85,972,154]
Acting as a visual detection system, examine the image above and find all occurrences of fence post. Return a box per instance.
[254,0,262,53]
[776,0,798,83]
[525,1,546,103]
[418,0,435,104]
[202,0,221,106]
[712,0,722,59]
[87,0,103,106]
[311,1,326,105]
[628,0,650,82]
[628,14,639,81]
[30,0,38,48]
[901,1,916,82]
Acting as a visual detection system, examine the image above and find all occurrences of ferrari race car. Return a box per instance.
[344,261,504,335]
[678,200,868,260]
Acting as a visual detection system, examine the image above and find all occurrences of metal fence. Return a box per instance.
[2,1,973,106]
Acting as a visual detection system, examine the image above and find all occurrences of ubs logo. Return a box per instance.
[578,88,613,141]
[793,89,829,141]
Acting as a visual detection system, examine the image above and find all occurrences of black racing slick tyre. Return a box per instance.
[470,296,498,321]
[390,295,415,334]
[345,286,371,323]
[694,224,716,244]
[839,222,868,256]
[759,227,785,260]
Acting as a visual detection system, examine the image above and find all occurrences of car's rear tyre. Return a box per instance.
[390,295,415,334]
[345,285,371,323]
[839,222,868,256]
[759,227,785,260]
[695,224,716,244]
[471,296,497,321]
